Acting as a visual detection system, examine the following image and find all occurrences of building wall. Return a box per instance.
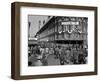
[37,16,88,44]
[37,16,55,41]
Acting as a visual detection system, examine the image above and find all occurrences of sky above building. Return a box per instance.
[28,15,50,38]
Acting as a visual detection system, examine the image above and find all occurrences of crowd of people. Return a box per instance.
[28,43,88,66]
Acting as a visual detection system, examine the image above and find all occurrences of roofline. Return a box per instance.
[36,16,55,35]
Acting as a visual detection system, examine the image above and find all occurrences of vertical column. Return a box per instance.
[28,21,31,39]
[38,20,41,43]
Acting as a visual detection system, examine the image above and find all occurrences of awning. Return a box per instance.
[55,40,83,44]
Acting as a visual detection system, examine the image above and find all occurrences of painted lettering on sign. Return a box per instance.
[61,22,79,25]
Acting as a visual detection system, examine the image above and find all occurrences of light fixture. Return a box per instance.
[59,31,62,34]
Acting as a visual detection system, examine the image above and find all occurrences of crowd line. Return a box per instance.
[28,44,88,66]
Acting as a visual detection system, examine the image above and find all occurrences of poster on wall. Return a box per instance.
[11,2,98,80]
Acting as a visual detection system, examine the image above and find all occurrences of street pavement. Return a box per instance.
[47,54,60,65]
